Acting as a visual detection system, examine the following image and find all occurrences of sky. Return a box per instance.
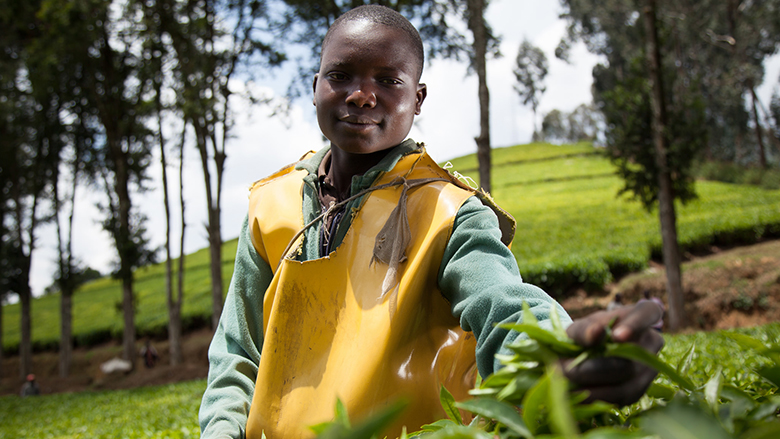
[24,0,780,297]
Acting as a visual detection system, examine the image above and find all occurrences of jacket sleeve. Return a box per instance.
[438,196,572,378]
[199,216,273,439]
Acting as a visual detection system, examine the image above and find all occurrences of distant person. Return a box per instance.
[140,340,159,368]
[20,374,40,397]
[607,293,624,311]
[638,290,665,332]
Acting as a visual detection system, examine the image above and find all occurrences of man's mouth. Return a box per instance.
[340,115,379,125]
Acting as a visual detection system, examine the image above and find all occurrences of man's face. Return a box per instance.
[313,20,426,155]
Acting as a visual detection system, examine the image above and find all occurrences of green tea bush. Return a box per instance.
[0,380,206,438]
[313,315,780,439]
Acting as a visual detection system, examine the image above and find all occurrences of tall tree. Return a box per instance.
[559,0,780,167]
[513,39,548,141]
[51,0,156,363]
[465,0,493,192]
[642,0,684,330]
[158,0,284,329]
[559,0,708,330]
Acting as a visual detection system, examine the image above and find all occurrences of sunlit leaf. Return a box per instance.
[720,332,767,352]
[638,402,732,439]
[441,386,463,425]
[547,365,579,438]
[522,301,540,326]
[523,372,551,434]
[676,342,696,376]
[336,398,351,428]
[704,367,723,411]
[422,424,494,439]
[456,398,533,438]
[645,382,676,400]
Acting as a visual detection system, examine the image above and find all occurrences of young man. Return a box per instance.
[199,5,664,439]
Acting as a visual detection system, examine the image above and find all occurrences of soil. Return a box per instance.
[2,239,779,397]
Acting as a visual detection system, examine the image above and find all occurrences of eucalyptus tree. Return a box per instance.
[513,39,548,140]
[558,0,710,330]
[0,0,68,376]
[154,0,285,329]
[28,0,157,364]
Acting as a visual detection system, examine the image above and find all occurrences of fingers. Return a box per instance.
[567,301,665,347]
[576,361,659,407]
[611,301,664,343]
[562,356,633,387]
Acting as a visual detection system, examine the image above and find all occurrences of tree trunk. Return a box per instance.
[19,278,32,378]
[466,0,492,194]
[59,293,73,377]
[113,141,136,364]
[644,0,685,331]
[160,106,183,365]
[193,122,224,329]
[173,130,187,364]
[749,85,767,168]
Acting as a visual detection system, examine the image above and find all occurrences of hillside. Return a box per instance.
[3,142,780,354]
[2,238,778,396]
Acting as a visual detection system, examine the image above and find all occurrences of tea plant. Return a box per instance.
[314,305,780,439]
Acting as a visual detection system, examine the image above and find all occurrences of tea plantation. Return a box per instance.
[1,323,778,438]
[3,142,780,353]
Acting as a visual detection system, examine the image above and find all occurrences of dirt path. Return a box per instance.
[3,239,779,396]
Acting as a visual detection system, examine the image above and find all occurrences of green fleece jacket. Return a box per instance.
[198,139,571,439]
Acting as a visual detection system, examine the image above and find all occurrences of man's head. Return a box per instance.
[313,5,427,155]
[322,5,424,81]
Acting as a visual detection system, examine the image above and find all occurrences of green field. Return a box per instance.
[1,323,777,438]
[3,142,780,351]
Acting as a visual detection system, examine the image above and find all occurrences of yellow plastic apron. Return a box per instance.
[244,150,490,438]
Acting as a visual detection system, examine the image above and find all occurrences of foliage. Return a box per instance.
[513,39,548,137]
[2,324,779,438]
[446,143,780,297]
[1,239,238,354]
[6,143,780,352]
[694,161,780,190]
[559,0,780,167]
[311,313,780,439]
[541,105,602,145]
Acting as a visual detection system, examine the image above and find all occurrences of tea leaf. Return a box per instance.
[336,398,351,428]
[755,366,780,388]
[676,342,696,376]
[456,398,533,438]
[547,365,579,438]
[440,386,463,425]
[739,420,780,439]
[605,343,696,391]
[704,367,723,411]
[638,402,732,439]
[523,373,551,434]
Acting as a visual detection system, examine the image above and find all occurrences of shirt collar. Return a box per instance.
[297,138,421,194]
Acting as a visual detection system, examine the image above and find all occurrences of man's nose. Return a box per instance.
[345,81,377,108]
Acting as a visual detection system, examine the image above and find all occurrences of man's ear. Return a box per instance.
[312,74,319,106]
[415,83,427,115]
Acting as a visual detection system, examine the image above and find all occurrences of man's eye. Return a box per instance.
[328,73,348,81]
[380,78,402,85]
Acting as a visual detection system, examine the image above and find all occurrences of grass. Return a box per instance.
[3,142,780,351]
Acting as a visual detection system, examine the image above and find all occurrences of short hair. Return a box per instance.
[322,5,424,80]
